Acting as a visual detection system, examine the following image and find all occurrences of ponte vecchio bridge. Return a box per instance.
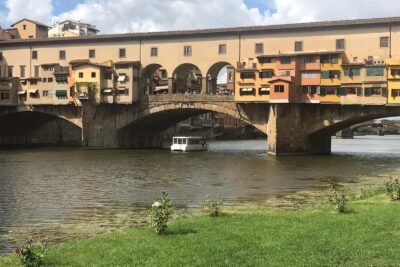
[1,17,400,155]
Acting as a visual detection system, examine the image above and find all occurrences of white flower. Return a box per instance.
[152,201,162,208]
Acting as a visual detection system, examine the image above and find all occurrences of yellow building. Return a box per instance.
[387,58,400,104]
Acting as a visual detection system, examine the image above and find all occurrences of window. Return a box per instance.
[366,67,384,76]
[274,85,285,93]
[295,41,303,52]
[59,50,66,60]
[30,80,37,85]
[240,72,255,79]
[336,39,345,50]
[392,89,400,97]
[345,87,357,95]
[119,48,126,58]
[321,54,338,64]
[304,56,316,63]
[321,70,340,79]
[104,72,112,80]
[344,68,361,77]
[79,72,83,78]
[20,65,25,78]
[22,24,26,30]
[218,44,227,55]
[43,78,47,83]
[239,88,255,96]
[380,37,389,48]
[34,66,39,77]
[56,77,67,83]
[255,43,264,54]
[391,69,400,76]
[259,87,270,96]
[259,71,274,78]
[48,77,53,83]
[7,66,13,77]
[258,57,272,64]
[89,49,95,58]
[184,46,192,56]
[43,90,49,97]
[302,71,318,78]
[91,72,96,78]
[280,57,291,64]
[32,51,38,59]
[0,91,10,100]
[320,87,337,96]
[370,87,382,95]
[151,47,158,57]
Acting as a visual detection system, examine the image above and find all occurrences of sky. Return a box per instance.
[1,0,400,34]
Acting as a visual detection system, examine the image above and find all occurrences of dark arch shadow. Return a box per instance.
[141,64,169,95]
[172,63,202,94]
[0,111,82,147]
[206,62,235,95]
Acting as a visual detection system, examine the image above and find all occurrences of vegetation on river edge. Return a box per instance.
[1,192,399,267]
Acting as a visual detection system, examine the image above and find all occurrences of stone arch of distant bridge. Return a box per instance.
[116,100,269,147]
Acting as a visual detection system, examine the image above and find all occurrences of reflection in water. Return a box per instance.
[1,136,400,251]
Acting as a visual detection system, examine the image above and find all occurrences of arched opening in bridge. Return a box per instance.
[117,107,266,149]
[0,112,82,147]
[206,62,235,95]
[172,64,202,94]
[141,64,169,95]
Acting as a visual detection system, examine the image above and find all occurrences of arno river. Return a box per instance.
[1,136,400,252]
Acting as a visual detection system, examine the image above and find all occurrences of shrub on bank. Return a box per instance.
[203,198,223,217]
[148,192,172,234]
[327,182,348,213]
[385,177,400,200]
[15,238,47,267]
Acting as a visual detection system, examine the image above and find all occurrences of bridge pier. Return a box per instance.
[336,128,354,139]
[266,104,331,155]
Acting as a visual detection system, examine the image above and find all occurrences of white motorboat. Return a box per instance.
[170,136,208,152]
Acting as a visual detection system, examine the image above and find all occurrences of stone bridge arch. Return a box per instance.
[0,105,83,146]
[114,97,269,148]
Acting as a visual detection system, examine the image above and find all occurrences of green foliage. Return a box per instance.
[327,182,348,213]
[15,238,47,267]
[148,192,172,234]
[203,198,223,217]
[385,177,400,200]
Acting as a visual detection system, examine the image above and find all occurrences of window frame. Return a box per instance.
[294,41,303,52]
[380,36,389,48]
[151,47,158,57]
[255,43,264,54]
[336,39,345,50]
[184,45,192,56]
[119,48,126,58]
[59,50,66,60]
[218,44,227,55]
[89,49,96,59]
[32,50,38,60]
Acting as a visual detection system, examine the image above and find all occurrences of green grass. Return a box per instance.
[2,195,400,267]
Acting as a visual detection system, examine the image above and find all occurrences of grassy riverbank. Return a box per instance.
[1,194,399,267]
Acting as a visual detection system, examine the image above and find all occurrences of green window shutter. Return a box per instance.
[344,68,350,76]
[321,71,329,79]
[356,87,363,96]
[336,87,344,96]
[364,88,371,97]
[319,87,326,96]
[382,87,388,97]
[352,68,360,76]
[56,90,68,97]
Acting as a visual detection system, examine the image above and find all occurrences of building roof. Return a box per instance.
[11,18,49,28]
[2,16,400,45]
[72,61,112,69]
[59,20,99,31]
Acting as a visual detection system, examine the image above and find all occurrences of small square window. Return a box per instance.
[255,43,264,54]
[336,39,345,50]
[184,46,192,56]
[295,41,303,52]
[380,37,389,48]
[32,51,38,59]
[79,72,83,78]
[151,47,158,57]
[89,49,95,58]
[219,44,226,55]
[91,72,96,78]
[23,25,26,30]
[48,77,53,83]
[59,50,66,60]
[119,48,126,58]
[43,90,49,97]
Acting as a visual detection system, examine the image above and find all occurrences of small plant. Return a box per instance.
[15,238,47,267]
[327,182,348,213]
[203,198,223,217]
[385,177,400,200]
[148,192,172,234]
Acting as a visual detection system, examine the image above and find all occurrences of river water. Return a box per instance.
[1,136,400,252]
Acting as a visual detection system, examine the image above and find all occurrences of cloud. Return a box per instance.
[1,0,53,27]
[2,0,400,33]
